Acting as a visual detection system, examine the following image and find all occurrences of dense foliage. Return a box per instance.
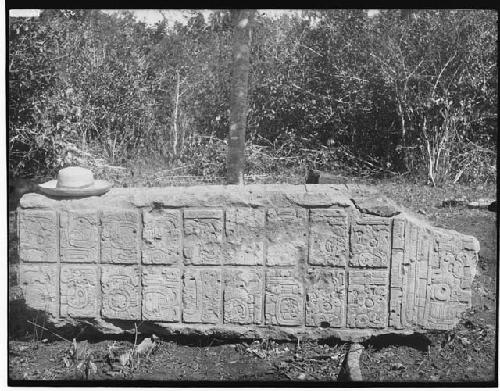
[8,9,497,184]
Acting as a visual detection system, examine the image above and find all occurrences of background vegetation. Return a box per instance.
[8,9,497,185]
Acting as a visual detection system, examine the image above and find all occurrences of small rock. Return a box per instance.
[297,373,306,380]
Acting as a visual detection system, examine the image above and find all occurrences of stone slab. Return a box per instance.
[17,184,480,341]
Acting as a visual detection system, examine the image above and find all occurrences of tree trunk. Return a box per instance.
[227,9,255,184]
[171,69,180,158]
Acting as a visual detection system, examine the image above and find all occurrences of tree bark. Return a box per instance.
[171,69,180,158]
[227,9,255,184]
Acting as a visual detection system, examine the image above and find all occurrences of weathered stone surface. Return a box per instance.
[351,196,402,217]
[347,269,389,329]
[17,184,480,341]
[224,208,265,265]
[19,209,58,263]
[142,209,182,264]
[266,208,307,266]
[350,217,391,267]
[223,269,263,325]
[184,209,223,265]
[142,266,181,322]
[101,265,141,319]
[60,210,99,263]
[60,265,99,317]
[20,263,58,315]
[183,268,222,323]
[101,210,140,264]
[305,269,346,327]
[265,269,304,326]
[309,209,348,267]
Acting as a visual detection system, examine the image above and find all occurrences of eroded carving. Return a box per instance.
[19,210,57,263]
[101,266,140,319]
[183,268,221,323]
[225,209,265,265]
[266,209,307,266]
[60,265,98,317]
[183,209,223,265]
[142,266,181,321]
[306,269,346,327]
[142,209,182,264]
[101,210,140,264]
[350,217,391,267]
[309,209,348,266]
[60,210,98,263]
[347,269,388,328]
[223,269,263,324]
[20,264,58,315]
[265,269,303,326]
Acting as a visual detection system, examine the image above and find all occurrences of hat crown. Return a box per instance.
[56,166,95,189]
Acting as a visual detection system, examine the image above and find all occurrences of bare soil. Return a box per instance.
[8,176,497,385]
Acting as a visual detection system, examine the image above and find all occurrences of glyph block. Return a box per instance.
[223,269,263,324]
[101,210,140,264]
[183,209,223,265]
[60,265,99,317]
[347,269,388,328]
[266,209,307,266]
[306,269,346,327]
[350,217,391,267]
[265,269,304,326]
[19,210,57,263]
[142,209,182,264]
[20,264,58,315]
[224,209,265,265]
[309,209,348,266]
[101,266,140,319]
[60,210,98,263]
[142,266,181,321]
[183,268,221,323]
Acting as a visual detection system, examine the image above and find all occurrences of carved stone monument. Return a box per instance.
[17,184,479,341]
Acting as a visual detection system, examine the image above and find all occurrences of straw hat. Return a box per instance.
[38,166,112,197]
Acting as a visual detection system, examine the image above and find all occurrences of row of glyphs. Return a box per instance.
[21,264,392,328]
[18,206,478,331]
[18,208,392,267]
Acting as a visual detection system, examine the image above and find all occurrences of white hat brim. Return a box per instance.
[38,180,112,197]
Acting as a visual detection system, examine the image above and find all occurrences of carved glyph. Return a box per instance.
[309,209,348,266]
[265,269,304,326]
[142,209,182,264]
[183,268,221,323]
[266,209,307,266]
[306,269,346,327]
[350,217,391,267]
[101,210,140,264]
[101,266,140,319]
[223,269,263,324]
[347,269,389,328]
[20,264,58,315]
[60,265,98,317]
[224,208,265,265]
[183,209,223,265]
[142,266,181,321]
[19,210,57,263]
[60,210,98,263]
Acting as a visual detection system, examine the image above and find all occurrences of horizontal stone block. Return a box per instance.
[17,184,480,341]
